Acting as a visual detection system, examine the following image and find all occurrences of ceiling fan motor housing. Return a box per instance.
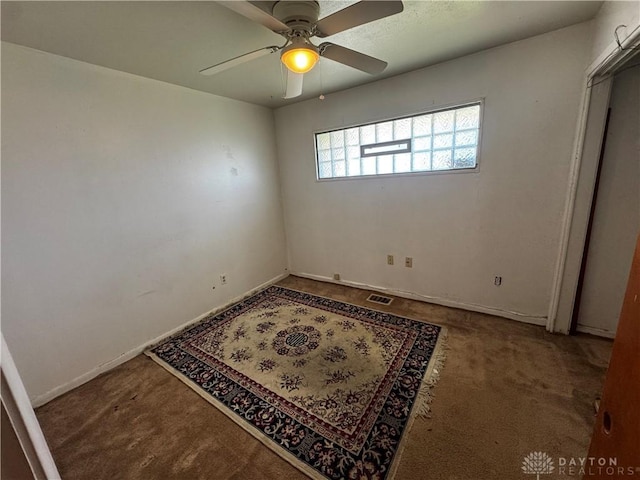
[272,1,320,32]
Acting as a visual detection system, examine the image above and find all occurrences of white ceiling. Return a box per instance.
[1,1,602,108]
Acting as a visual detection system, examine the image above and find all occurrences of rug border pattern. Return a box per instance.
[145,285,447,480]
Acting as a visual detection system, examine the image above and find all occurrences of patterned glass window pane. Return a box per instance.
[317,133,331,150]
[394,153,412,173]
[318,149,331,163]
[360,124,376,144]
[454,148,476,168]
[413,115,431,136]
[347,146,360,159]
[362,157,376,175]
[315,102,480,179]
[413,152,431,171]
[318,162,332,178]
[433,110,455,134]
[432,150,452,170]
[333,161,346,177]
[455,106,480,129]
[330,130,344,148]
[413,136,431,151]
[455,130,478,147]
[378,155,393,174]
[394,118,412,139]
[376,122,393,142]
[345,128,359,146]
[347,159,361,176]
[434,134,453,149]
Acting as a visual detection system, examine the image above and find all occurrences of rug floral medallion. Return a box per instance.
[146,286,446,480]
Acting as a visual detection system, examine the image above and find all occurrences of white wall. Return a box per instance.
[1,43,287,403]
[275,22,593,323]
[577,66,640,336]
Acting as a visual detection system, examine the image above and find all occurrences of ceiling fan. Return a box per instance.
[200,1,404,99]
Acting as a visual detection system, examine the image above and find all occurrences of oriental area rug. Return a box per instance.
[146,285,447,480]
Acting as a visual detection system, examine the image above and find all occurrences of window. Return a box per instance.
[315,102,481,179]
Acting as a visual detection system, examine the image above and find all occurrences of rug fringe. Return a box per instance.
[413,329,448,419]
[386,327,449,480]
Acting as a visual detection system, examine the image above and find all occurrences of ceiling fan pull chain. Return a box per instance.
[280,61,287,98]
[319,58,325,100]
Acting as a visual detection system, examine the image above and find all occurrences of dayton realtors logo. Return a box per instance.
[522,452,555,479]
[522,452,640,477]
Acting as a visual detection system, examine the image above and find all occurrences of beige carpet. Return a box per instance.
[36,276,611,479]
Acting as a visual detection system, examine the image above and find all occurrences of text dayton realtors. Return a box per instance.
[557,457,638,477]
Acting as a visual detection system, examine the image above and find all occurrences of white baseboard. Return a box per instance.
[31,273,289,408]
[576,325,616,339]
[292,272,548,327]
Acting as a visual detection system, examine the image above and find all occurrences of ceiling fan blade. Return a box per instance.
[320,43,387,75]
[284,70,303,99]
[315,1,403,38]
[199,46,279,76]
[219,1,289,33]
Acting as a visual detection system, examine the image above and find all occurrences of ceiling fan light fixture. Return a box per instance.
[281,39,319,74]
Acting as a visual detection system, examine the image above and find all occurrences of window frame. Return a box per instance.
[314,99,484,181]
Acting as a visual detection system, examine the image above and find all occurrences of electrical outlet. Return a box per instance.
[387,255,394,265]
[494,276,502,286]
[220,274,227,285]
[333,273,341,281]
[405,257,413,268]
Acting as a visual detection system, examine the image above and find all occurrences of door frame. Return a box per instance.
[569,106,612,336]
[1,335,60,479]
[547,27,640,334]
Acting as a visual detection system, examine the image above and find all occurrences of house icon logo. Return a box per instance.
[522,452,555,479]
